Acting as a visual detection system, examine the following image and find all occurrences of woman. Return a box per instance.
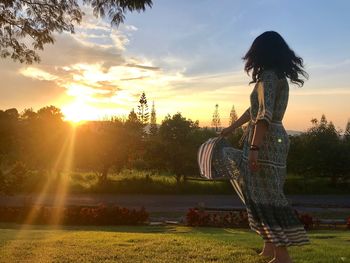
[220,31,310,263]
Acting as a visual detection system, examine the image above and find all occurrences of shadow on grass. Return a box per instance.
[0,223,258,242]
[0,223,198,234]
[312,235,336,239]
[1,223,347,239]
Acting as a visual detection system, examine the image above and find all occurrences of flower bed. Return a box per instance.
[186,208,249,227]
[0,204,149,225]
[186,208,349,230]
[294,210,314,230]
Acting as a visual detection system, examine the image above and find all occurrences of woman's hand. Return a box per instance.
[220,126,235,137]
[248,150,259,172]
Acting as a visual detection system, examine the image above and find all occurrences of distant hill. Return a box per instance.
[286,130,303,136]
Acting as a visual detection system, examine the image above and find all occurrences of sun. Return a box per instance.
[61,101,99,124]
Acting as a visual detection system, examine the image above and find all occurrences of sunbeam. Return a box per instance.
[20,133,72,227]
[50,125,76,226]
[5,124,77,260]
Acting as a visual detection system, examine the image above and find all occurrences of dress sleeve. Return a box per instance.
[254,72,277,125]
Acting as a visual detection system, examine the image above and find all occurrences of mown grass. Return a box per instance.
[0,224,349,263]
[20,169,350,195]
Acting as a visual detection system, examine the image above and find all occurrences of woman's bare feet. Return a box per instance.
[258,242,275,257]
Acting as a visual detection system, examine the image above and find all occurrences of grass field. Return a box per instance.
[0,224,349,263]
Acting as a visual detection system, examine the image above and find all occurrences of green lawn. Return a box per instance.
[0,224,349,263]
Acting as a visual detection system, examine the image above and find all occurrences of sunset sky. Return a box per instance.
[1,0,349,131]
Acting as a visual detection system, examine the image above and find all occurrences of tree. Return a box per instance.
[137,91,149,125]
[159,113,200,183]
[0,108,20,166]
[225,104,244,148]
[211,104,221,132]
[0,0,153,64]
[37,105,64,122]
[342,119,350,183]
[149,100,157,136]
[228,105,238,126]
[4,108,19,120]
[0,162,27,195]
[344,119,350,142]
[125,108,145,167]
[21,108,38,120]
[18,106,67,173]
[291,115,343,185]
[75,119,128,183]
[126,108,144,135]
[127,108,138,122]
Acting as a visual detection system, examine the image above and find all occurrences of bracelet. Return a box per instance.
[249,144,260,151]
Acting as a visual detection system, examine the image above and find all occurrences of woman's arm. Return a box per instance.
[251,120,269,147]
[231,108,251,129]
[220,108,250,136]
[248,71,278,172]
[248,120,269,172]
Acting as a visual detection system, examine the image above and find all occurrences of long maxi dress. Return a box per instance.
[222,69,310,247]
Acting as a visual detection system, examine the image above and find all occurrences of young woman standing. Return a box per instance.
[221,31,310,263]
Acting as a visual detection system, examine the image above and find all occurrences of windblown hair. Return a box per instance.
[243,31,308,87]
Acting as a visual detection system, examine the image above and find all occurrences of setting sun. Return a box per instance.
[61,101,99,123]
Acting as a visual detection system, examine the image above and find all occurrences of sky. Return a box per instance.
[1,0,350,131]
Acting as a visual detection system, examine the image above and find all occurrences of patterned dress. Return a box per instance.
[223,69,310,247]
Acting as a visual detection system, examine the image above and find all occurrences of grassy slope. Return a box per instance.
[0,224,349,263]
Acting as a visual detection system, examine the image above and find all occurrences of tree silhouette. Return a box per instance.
[21,108,38,120]
[297,115,341,185]
[343,119,350,180]
[37,105,64,121]
[1,104,349,193]
[226,105,244,148]
[159,112,200,183]
[15,106,66,173]
[229,104,238,126]
[75,118,127,183]
[0,108,20,166]
[345,119,350,141]
[149,100,158,135]
[0,0,152,64]
[211,104,221,132]
[128,108,139,123]
[87,0,152,25]
[137,91,149,125]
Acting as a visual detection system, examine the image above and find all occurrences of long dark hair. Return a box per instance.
[243,31,308,87]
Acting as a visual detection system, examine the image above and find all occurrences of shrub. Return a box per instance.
[0,204,149,225]
[294,210,314,230]
[186,208,248,227]
[0,162,28,194]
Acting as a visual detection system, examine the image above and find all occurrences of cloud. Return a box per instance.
[125,63,161,71]
[20,67,58,81]
[120,76,147,81]
[123,25,138,32]
[290,88,350,96]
